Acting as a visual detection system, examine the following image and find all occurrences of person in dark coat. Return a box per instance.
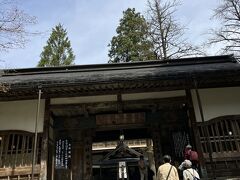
[147,167,155,180]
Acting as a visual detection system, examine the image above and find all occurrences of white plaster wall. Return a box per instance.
[0,100,45,132]
[191,87,240,122]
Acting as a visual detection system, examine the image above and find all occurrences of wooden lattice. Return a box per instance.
[172,131,190,158]
[0,131,42,179]
[0,131,42,168]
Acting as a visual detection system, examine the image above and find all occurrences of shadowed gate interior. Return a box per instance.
[50,99,191,180]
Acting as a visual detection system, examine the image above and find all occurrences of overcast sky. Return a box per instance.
[0,0,220,68]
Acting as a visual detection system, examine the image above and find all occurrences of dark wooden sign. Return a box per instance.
[96,112,145,127]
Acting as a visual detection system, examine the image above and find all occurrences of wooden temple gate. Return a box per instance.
[49,101,240,179]
[1,106,239,179]
[0,55,240,179]
[50,102,192,180]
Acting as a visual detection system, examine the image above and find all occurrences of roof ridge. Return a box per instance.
[1,55,236,76]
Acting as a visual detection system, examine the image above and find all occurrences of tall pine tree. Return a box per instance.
[38,24,75,67]
[108,8,155,63]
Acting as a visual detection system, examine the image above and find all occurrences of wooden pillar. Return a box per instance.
[185,90,204,159]
[185,89,207,177]
[83,129,93,180]
[151,126,162,170]
[71,140,84,180]
[70,129,94,180]
[40,98,50,180]
[146,139,156,180]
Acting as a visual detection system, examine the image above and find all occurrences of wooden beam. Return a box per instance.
[0,79,188,101]
[50,97,186,117]
[185,89,205,168]
[0,165,40,177]
[117,93,123,113]
[94,124,146,132]
[50,96,186,110]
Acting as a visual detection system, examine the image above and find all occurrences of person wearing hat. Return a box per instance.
[156,155,179,180]
[182,160,200,180]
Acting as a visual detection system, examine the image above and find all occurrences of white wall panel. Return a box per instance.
[191,87,240,122]
[0,100,45,132]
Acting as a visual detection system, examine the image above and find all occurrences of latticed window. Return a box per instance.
[0,131,42,168]
[197,116,240,154]
[197,116,240,173]
[172,131,190,158]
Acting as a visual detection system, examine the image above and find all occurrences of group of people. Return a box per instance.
[134,144,200,180]
[156,145,200,180]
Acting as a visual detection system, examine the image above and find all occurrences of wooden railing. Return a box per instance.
[0,131,42,179]
[0,165,40,179]
[197,116,240,177]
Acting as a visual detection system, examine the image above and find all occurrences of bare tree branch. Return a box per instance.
[0,0,37,51]
[209,0,240,55]
[146,0,203,60]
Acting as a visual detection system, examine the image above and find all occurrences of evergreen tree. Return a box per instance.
[38,24,75,67]
[108,8,155,63]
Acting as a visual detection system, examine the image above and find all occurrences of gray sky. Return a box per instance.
[0,0,220,68]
